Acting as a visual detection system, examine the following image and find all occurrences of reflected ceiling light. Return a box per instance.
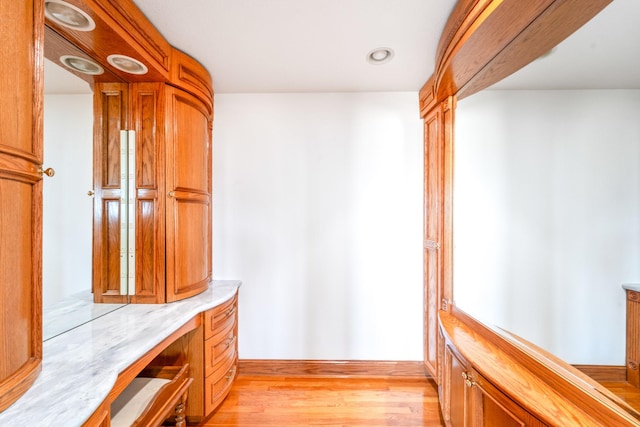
[366,48,394,65]
[45,0,95,31]
[107,54,148,75]
[60,55,104,75]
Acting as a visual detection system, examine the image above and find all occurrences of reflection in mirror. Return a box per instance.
[43,58,125,340]
[452,0,640,365]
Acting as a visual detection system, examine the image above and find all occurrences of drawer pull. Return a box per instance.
[225,306,236,317]
[225,366,236,380]
[225,336,236,348]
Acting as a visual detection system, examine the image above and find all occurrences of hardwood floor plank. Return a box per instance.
[199,375,444,426]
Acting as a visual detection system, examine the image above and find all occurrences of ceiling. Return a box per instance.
[132,0,455,93]
[45,0,639,95]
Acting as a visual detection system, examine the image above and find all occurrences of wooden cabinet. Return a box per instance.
[203,294,238,414]
[164,87,212,303]
[439,308,640,426]
[0,0,43,412]
[92,83,211,304]
[155,292,239,424]
[442,341,546,427]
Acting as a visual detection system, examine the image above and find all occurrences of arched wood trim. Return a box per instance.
[420,0,611,115]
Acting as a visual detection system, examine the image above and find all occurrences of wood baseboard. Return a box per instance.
[573,365,627,382]
[238,359,430,379]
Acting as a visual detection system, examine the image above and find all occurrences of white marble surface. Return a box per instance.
[623,283,640,292]
[0,280,241,427]
[43,290,126,341]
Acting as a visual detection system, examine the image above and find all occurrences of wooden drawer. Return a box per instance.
[204,327,236,378]
[204,295,237,340]
[204,350,237,415]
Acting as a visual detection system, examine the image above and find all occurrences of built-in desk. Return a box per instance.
[0,280,241,426]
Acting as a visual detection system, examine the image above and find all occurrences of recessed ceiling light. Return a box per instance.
[107,54,148,75]
[367,48,394,65]
[45,0,95,31]
[60,55,104,75]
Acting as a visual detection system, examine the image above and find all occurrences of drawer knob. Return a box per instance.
[225,366,236,380]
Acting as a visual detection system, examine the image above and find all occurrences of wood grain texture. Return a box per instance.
[200,375,444,427]
[0,0,43,411]
[92,82,129,304]
[238,360,428,379]
[164,87,212,302]
[420,0,611,115]
[440,308,640,425]
[575,365,627,383]
[627,290,640,387]
[130,82,166,304]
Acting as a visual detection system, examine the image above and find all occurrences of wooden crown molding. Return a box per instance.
[420,0,611,116]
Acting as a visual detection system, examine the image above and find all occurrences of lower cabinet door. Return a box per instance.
[442,344,469,427]
[470,370,547,427]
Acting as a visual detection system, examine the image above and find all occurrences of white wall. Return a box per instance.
[213,92,423,360]
[43,94,94,308]
[454,89,640,364]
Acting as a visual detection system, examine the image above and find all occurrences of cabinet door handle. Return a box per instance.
[168,191,175,198]
[462,372,476,388]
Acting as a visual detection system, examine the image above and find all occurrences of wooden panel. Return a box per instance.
[170,49,214,113]
[165,87,212,302]
[168,90,210,194]
[442,344,468,427]
[237,360,428,378]
[626,290,640,387]
[166,199,210,301]
[130,83,165,304]
[423,100,452,383]
[0,0,43,411]
[92,83,128,303]
[44,0,170,82]
[471,370,546,426]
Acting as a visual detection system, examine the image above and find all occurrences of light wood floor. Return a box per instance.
[198,375,445,426]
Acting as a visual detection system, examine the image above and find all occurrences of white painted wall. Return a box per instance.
[213,92,423,360]
[454,89,640,364]
[43,94,94,308]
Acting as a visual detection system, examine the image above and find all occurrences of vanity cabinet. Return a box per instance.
[92,82,212,304]
[0,0,43,412]
[154,290,238,424]
[441,342,546,427]
[203,293,238,414]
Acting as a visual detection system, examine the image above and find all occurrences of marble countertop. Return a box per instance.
[0,280,241,427]
[623,283,640,292]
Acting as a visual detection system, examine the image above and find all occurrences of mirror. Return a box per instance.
[42,55,127,340]
[452,0,640,365]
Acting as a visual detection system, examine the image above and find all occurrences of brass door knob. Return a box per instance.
[87,190,95,197]
[38,167,55,177]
